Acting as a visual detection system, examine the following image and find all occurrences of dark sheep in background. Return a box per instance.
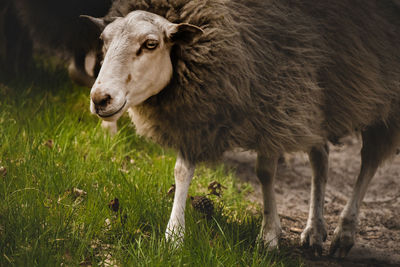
[0,0,32,78]
[13,0,113,86]
[87,0,400,258]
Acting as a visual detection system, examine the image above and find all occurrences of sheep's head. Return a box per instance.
[83,11,203,121]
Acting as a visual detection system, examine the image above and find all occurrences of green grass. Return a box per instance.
[0,61,302,266]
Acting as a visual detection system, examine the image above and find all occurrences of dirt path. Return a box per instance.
[223,137,400,266]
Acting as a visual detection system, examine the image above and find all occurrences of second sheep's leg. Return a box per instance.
[301,144,329,256]
[256,153,281,249]
[0,1,8,62]
[68,49,95,88]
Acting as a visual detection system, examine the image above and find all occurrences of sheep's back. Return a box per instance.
[297,0,400,142]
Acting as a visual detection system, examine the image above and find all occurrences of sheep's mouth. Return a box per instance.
[97,101,127,118]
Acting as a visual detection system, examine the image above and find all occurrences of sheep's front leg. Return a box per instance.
[301,144,329,256]
[101,120,118,135]
[165,154,195,244]
[256,153,281,249]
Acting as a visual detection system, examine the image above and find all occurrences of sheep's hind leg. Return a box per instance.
[330,124,399,257]
[68,50,95,88]
[256,153,281,249]
[165,154,195,245]
[301,144,329,256]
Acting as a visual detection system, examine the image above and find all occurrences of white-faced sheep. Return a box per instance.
[85,0,400,258]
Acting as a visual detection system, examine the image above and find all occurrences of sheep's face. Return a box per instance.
[89,11,203,121]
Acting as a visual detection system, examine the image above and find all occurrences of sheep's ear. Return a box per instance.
[80,15,106,31]
[169,23,203,45]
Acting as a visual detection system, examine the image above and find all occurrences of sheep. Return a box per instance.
[13,0,113,87]
[11,0,119,134]
[0,0,33,78]
[84,0,400,257]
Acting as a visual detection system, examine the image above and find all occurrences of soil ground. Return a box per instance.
[223,136,400,267]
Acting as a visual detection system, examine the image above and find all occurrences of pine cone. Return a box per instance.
[190,195,214,219]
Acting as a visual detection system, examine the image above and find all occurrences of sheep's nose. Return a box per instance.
[91,91,112,110]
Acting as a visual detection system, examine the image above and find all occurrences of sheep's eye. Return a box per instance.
[144,39,158,50]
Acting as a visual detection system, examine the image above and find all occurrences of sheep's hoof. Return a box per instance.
[300,220,327,256]
[165,223,184,248]
[329,224,355,258]
[258,228,281,250]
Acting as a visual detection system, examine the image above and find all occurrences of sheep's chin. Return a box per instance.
[98,101,127,122]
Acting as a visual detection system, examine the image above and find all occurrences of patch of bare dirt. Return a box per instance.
[223,136,400,266]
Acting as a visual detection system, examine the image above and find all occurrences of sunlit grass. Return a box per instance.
[0,61,302,266]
